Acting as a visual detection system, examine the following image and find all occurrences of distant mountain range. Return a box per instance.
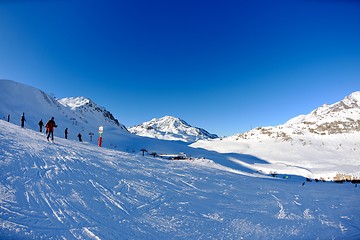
[234,91,360,141]
[1,79,359,180]
[129,116,218,142]
[1,79,359,145]
[0,79,215,146]
[285,91,360,134]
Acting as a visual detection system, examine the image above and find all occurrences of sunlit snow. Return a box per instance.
[1,79,360,239]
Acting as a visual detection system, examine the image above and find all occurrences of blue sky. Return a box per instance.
[1,0,359,136]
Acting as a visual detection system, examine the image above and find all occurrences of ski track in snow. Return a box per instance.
[1,120,360,239]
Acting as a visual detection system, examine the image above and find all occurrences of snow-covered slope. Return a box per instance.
[0,79,128,146]
[58,96,125,128]
[192,92,360,180]
[1,80,359,181]
[129,116,218,142]
[1,119,359,239]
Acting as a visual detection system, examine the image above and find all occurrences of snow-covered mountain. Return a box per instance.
[0,79,128,146]
[129,116,218,142]
[192,91,360,180]
[1,119,360,239]
[285,91,360,134]
[58,96,124,128]
[231,91,360,141]
[1,79,359,181]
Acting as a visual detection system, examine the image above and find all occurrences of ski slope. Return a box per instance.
[1,119,360,239]
[1,79,359,181]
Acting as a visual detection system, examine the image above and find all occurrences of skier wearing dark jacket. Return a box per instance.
[21,113,26,128]
[39,119,44,132]
[77,133,82,142]
[46,117,57,141]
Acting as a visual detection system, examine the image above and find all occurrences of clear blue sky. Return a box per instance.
[1,0,359,136]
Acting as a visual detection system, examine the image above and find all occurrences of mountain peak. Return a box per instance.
[129,116,218,142]
[150,116,190,128]
[285,91,360,133]
[58,96,123,127]
[348,91,360,101]
[58,96,91,110]
[238,91,360,141]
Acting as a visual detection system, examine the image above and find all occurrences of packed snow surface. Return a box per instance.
[0,120,360,239]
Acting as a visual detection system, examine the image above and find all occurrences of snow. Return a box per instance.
[192,131,360,180]
[58,97,91,110]
[190,91,360,180]
[1,79,359,180]
[129,116,218,142]
[348,91,360,102]
[1,119,360,239]
[1,79,360,238]
[284,91,360,133]
[0,79,128,146]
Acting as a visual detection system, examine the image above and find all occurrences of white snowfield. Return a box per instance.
[192,131,360,180]
[0,120,360,239]
[193,90,360,180]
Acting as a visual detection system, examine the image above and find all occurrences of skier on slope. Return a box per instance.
[65,128,68,139]
[20,113,26,128]
[39,119,44,132]
[77,133,82,142]
[46,117,57,142]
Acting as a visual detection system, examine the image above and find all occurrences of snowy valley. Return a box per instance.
[0,79,360,239]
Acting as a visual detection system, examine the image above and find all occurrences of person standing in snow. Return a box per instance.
[46,117,57,141]
[65,128,68,139]
[77,133,82,142]
[20,113,26,128]
[39,119,44,132]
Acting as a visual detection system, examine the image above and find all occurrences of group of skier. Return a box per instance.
[18,113,83,142]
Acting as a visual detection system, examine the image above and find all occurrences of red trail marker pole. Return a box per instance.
[98,126,103,147]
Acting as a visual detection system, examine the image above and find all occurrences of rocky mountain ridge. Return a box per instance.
[235,91,360,141]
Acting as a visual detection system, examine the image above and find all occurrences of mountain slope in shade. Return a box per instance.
[129,116,218,142]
